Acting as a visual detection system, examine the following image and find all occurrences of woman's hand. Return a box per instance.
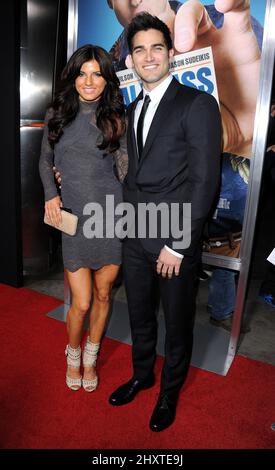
[45,196,63,227]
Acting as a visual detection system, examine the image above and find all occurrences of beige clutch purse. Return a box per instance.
[44,208,78,236]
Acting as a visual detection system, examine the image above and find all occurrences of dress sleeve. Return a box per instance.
[38,109,59,201]
[113,125,128,183]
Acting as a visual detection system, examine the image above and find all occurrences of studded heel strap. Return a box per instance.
[65,344,82,391]
[83,337,100,367]
[82,337,100,392]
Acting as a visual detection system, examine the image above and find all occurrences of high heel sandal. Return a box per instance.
[65,344,82,391]
[82,337,100,392]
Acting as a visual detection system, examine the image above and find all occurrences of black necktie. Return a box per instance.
[137,94,151,158]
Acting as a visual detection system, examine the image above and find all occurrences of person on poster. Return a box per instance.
[39,45,127,392]
[108,13,221,432]
[205,153,251,333]
[107,0,262,157]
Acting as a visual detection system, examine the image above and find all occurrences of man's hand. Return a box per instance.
[156,247,182,278]
[45,195,63,227]
[174,0,261,157]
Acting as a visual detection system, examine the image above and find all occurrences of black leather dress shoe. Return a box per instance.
[109,376,155,406]
[149,394,177,432]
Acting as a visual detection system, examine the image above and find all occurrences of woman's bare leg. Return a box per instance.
[66,267,92,382]
[83,264,120,387]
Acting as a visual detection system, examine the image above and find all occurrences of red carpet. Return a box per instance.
[0,283,275,449]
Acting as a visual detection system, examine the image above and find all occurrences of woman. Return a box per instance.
[39,44,127,392]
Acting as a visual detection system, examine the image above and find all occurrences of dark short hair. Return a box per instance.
[126,12,173,53]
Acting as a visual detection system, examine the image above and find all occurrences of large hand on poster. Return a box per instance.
[174,0,261,157]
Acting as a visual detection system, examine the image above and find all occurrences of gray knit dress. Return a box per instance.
[39,100,128,272]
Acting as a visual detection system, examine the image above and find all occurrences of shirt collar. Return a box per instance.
[143,74,173,105]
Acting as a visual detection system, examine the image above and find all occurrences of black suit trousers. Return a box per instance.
[122,237,200,397]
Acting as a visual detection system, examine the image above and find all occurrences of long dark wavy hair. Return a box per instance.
[48,44,125,153]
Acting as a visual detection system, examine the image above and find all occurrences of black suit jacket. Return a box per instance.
[123,77,221,257]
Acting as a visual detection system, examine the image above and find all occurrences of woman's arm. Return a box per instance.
[113,126,128,183]
[39,109,62,225]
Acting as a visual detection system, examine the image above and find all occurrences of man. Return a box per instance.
[107,0,262,157]
[108,12,221,432]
